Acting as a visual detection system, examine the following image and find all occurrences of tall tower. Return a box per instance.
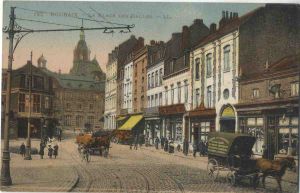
[73,29,90,62]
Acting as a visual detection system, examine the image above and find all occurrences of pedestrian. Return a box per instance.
[193,141,198,157]
[155,136,160,150]
[134,135,138,150]
[19,142,26,157]
[53,144,59,159]
[160,137,165,149]
[183,138,189,156]
[199,140,204,156]
[48,145,53,159]
[39,141,45,159]
[164,138,169,152]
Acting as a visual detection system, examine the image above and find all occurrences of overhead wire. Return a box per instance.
[15,17,80,28]
[15,6,131,27]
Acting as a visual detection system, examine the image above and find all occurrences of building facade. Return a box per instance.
[144,41,165,143]
[123,58,134,114]
[2,61,54,138]
[104,48,118,130]
[159,19,210,146]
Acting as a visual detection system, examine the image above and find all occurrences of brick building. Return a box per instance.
[236,55,299,157]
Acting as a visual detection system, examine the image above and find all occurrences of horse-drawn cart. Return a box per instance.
[76,129,116,157]
[207,132,260,187]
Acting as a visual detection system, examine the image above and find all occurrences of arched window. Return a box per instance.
[223,45,230,72]
[206,53,212,77]
[195,58,200,80]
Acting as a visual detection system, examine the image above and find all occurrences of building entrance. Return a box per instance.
[220,105,236,133]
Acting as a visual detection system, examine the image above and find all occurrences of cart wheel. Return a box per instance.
[227,172,236,186]
[207,159,219,181]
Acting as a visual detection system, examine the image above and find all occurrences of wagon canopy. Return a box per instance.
[208,132,256,157]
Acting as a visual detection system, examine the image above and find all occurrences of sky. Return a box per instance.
[2,1,264,73]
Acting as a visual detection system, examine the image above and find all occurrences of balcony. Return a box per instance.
[144,106,159,117]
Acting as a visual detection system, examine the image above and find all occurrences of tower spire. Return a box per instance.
[80,19,85,41]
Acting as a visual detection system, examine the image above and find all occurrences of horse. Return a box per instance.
[256,157,296,192]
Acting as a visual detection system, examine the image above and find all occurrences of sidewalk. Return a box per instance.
[140,145,298,185]
[1,139,79,192]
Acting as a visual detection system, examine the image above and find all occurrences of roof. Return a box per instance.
[43,68,105,91]
[208,132,256,157]
[241,54,300,82]
[194,7,263,49]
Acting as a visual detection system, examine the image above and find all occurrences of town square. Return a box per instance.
[1,1,299,192]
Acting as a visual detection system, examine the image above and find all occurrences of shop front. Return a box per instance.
[187,103,216,144]
[144,106,162,145]
[236,99,298,158]
[159,104,185,144]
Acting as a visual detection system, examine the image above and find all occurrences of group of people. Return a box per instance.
[19,137,59,159]
[193,140,208,157]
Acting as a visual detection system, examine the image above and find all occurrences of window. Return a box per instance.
[19,93,25,112]
[195,89,200,107]
[159,93,162,106]
[155,94,158,107]
[45,96,49,109]
[151,95,154,107]
[20,75,26,88]
[207,86,212,108]
[206,54,212,77]
[177,82,181,103]
[170,60,174,73]
[87,116,94,126]
[252,88,260,98]
[66,103,71,109]
[184,80,188,103]
[223,45,230,72]
[33,94,41,113]
[33,76,44,90]
[78,103,82,110]
[291,82,299,96]
[89,104,93,110]
[151,73,154,88]
[64,115,72,126]
[165,87,168,105]
[171,85,174,104]
[148,96,150,107]
[76,115,83,127]
[159,68,163,85]
[195,58,200,80]
[148,74,151,89]
[155,71,158,87]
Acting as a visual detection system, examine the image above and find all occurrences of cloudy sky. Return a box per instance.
[2,1,263,73]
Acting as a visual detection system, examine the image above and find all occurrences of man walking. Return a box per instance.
[39,141,45,159]
[53,144,59,159]
[193,141,198,157]
[19,142,25,157]
[48,145,53,159]
[155,136,160,150]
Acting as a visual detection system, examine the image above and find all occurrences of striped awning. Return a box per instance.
[118,115,143,131]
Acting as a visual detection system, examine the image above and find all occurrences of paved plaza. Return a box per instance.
[1,131,298,193]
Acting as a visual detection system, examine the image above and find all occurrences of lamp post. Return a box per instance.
[1,7,15,186]
[24,52,33,160]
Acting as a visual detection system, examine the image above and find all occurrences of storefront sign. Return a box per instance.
[159,104,185,115]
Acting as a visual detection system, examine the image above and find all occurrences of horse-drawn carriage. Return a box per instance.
[76,129,116,158]
[207,132,260,187]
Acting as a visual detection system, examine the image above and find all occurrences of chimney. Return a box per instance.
[230,12,233,19]
[222,11,225,19]
[194,19,203,25]
[182,25,190,51]
[219,11,226,29]
[226,11,229,19]
[159,41,164,45]
[209,23,217,33]
[138,37,144,47]
[150,40,156,45]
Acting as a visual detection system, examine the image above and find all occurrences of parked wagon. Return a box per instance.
[207,132,260,188]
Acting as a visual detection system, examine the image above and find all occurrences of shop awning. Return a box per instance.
[118,115,143,131]
[117,116,127,121]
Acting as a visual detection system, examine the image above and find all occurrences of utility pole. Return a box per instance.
[1,6,134,186]
[24,51,33,160]
[1,7,15,186]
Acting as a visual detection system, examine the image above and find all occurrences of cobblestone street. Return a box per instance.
[1,132,298,193]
